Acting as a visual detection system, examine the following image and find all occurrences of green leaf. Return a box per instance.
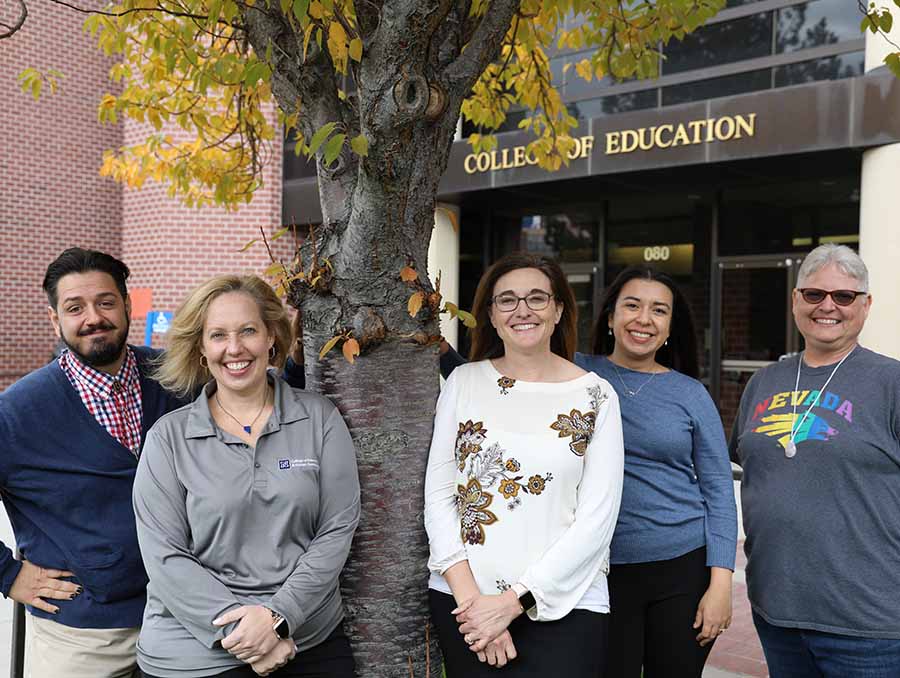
[886,52,900,78]
[271,225,291,240]
[243,61,270,86]
[323,132,346,166]
[239,239,259,252]
[879,10,893,33]
[307,121,337,157]
[349,133,369,157]
[292,0,310,23]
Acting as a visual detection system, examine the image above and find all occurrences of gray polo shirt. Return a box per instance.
[133,376,360,677]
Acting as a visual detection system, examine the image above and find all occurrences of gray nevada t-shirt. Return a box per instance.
[730,346,900,638]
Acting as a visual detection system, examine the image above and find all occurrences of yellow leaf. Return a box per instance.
[263,261,284,277]
[349,37,363,62]
[318,334,342,359]
[408,291,425,318]
[457,309,477,328]
[444,301,459,318]
[342,337,360,364]
[400,266,418,282]
[327,21,349,73]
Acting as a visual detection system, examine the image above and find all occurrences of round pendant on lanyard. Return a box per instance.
[785,347,854,459]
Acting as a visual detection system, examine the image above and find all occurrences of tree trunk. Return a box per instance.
[305,340,441,677]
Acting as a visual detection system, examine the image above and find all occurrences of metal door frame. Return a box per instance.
[709,252,805,405]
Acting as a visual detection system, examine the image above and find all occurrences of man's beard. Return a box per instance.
[62,320,130,370]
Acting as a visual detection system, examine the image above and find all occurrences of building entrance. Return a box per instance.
[712,254,804,433]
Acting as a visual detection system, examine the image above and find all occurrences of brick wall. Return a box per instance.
[0,0,122,390]
[1,6,292,390]
[120,108,289,350]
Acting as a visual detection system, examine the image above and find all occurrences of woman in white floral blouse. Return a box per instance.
[424,252,625,677]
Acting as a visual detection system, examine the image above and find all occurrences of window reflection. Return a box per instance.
[662,69,770,106]
[283,147,317,181]
[776,0,861,53]
[662,13,773,74]
[569,89,658,119]
[520,213,596,263]
[774,51,864,86]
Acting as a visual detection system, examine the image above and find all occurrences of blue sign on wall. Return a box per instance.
[145,311,173,346]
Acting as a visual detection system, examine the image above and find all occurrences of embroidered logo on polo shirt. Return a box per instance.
[277,458,319,470]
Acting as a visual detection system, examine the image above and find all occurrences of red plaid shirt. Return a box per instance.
[59,347,144,457]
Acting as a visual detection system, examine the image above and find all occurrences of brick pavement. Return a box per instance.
[706,541,768,678]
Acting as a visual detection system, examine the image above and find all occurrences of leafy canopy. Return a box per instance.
[64,0,735,206]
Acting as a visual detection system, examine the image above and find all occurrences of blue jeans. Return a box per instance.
[753,611,900,678]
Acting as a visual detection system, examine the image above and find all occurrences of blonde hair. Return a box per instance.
[154,275,292,398]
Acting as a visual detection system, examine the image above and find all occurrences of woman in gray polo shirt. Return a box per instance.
[133,275,360,678]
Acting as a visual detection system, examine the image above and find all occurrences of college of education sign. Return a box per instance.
[462,114,757,174]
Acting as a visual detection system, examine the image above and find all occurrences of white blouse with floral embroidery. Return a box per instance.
[424,359,624,621]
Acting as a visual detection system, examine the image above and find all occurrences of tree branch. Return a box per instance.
[444,0,520,91]
[0,0,27,39]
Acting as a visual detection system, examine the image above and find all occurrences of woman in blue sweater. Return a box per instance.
[575,265,737,678]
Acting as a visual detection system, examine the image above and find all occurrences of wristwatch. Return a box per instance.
[511,583,536,613]
[267,607,290,639]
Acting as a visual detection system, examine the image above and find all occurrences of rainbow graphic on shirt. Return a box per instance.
[749,389,852,453]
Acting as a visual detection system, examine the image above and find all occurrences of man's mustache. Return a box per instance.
[78,322,117,336]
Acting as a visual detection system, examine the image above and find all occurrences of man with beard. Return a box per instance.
[0,248,188,677]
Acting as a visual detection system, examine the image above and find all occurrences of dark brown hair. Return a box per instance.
[468,252,577,362]
[43,248,130,308]
[591,264,699,379]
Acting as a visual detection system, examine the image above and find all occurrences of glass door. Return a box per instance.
[711,254,804,434]
[562,263,603,355]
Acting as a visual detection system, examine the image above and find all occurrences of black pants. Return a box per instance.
[606,546,715,678]
[141,624,355,678]
[429,589,608,678]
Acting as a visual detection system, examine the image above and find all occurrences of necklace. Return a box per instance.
[610,361,658,398]
[215,389,269,435]
[786,346,855,458]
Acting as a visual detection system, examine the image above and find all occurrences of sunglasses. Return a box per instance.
[797,288,867,306]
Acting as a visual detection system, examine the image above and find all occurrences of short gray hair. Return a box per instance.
[796,243,868,292]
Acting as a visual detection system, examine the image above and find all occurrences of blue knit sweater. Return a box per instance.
[575,354,737,570]
[0,347,186,628]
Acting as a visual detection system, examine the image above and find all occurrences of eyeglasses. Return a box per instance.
[797,288,867,306]
[491,291,554,312]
